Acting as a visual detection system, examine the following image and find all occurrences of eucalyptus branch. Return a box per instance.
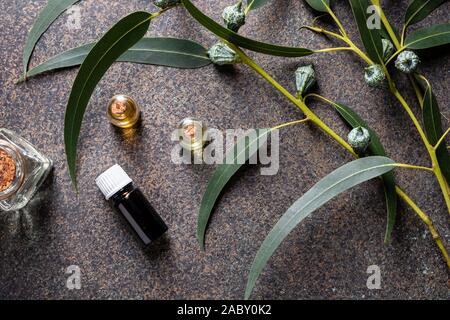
[346,2,450,213]
[389,82,450,212]
[225,43,450,264]
[303,93,449,264]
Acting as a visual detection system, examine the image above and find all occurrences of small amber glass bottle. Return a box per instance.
[178,117,208,153]
[96,165,168,245]
[107,95,141,128]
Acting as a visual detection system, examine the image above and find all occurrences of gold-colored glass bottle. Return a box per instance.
[178,118,207,154]
[107,95,141,128]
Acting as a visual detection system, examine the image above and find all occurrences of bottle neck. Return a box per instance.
[0,139,25,200]
[109,182,135,203]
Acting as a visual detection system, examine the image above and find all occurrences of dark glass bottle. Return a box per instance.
[96,165,168,246]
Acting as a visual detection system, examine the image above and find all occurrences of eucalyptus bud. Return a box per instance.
[364,64,385,88]
[153,0,180,9]
[382,39,394,60]
[348,127,371,154]
[295,64,316,97]
[222,2,246,32]
[395,50,420,74]
[207,42,241,65]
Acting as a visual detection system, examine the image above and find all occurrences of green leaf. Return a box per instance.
[405,0,448,27]
[23,0,80,76]
[246,0,272,11]
[65,11,152,186]
[422,85,450,183]
[19,37,210,81]
[349,0,384,64]
[181,0,314,57]
[405,23,450,49]
[245,156,396,299]
[304,0,330,12]
[332,103,397,243]
[198,129,270,250]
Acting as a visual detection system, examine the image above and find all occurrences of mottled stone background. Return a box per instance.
[0,0,449,299]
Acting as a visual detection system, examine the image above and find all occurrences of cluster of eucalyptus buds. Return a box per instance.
[363,37,420,87]
[207,1,246,65]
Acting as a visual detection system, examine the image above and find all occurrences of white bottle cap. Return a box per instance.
[95,164,133,200]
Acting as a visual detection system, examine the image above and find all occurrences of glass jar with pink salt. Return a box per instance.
[0,129,52,212]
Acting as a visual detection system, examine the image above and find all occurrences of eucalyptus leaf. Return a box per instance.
[333,103,397,243]
[246,0,272,11]
[65,11,152,186]
[349,0,384,64]
[405,23,450,49]
[422,85,450,183]
[198,129,270,250]
[23,0,80,76]
[245,156,396,299]
[404,0,448,27]
[19,37,211,81]
[304,0,330,12]
[181,0,314,57]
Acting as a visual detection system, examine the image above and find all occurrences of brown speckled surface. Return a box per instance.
[0,0,449,299]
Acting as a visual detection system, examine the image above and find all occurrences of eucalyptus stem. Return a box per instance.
[370,0,401,49]
[304,26,373,65]
[385,48,404,65]
[394,163,434,172]
[271,118,309,131]
[302,26,345,41]
[389,87,430,149]
[435,128,450,150]
[314,47,353,53]
[389,78,450,214]
[323,0,348,38]
[400,25,407,47]
[396,187,450,268]
[410,75,424,105]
